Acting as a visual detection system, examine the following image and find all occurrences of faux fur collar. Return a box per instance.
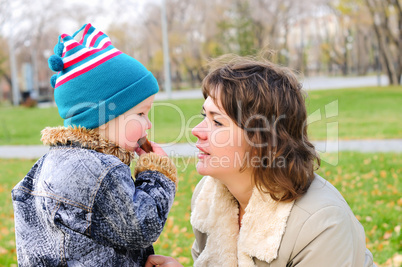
[41,126,135,165]
[191,176,294,266]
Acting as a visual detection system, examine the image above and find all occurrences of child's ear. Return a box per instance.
[98,122,109,131]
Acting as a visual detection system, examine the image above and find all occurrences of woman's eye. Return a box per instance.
[213,120,223,126]
[138,112,145,116]
[200,112,223,126]
[201,112,222,126]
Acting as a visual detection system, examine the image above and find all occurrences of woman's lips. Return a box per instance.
[196,145,210,159]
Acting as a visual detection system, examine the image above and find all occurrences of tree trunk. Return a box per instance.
[366,0,401,85]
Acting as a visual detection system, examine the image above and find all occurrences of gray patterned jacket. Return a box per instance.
[12,127,177,267]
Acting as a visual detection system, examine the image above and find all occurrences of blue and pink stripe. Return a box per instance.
[55,23,119,88]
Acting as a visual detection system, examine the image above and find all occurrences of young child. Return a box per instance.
[12,23,178,267]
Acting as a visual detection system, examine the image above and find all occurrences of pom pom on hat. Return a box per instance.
[50,74,57,88]
[48,55,64,72]
[53,43,64,57]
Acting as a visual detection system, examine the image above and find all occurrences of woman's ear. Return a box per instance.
[244,131,258,156]
[251,147,258,156]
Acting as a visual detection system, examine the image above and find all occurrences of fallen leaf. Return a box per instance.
[171,247,183,257]
[377,243,383,251]
[0,247,7,255]
[178,257,191,264]
[383,230,392,240]
[394,225,401,235]
[384,253,402,267]
[386,201,395,208]
[172,225,180,234]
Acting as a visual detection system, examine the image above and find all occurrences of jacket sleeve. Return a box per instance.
[90,153,177,250]
[289,205,375,267]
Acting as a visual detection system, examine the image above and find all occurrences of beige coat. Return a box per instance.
[191,174,375,266]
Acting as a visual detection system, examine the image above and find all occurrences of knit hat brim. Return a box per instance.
[63,71,158,129]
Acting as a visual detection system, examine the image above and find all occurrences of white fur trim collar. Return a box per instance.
[191,176,294,266]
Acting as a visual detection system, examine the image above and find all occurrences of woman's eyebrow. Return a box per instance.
[202,105,223,116]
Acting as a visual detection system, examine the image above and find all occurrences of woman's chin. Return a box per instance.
[196,162,212,176]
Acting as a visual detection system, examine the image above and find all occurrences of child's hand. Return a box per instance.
[135,141,168,157]
[145,255,183,267]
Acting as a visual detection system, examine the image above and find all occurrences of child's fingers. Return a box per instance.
[136,141,168,157]
[149,142,168,157]
[135,146,146,156]
[145,255,183,267]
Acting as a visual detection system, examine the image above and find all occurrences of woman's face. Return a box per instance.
[192,96,250,181]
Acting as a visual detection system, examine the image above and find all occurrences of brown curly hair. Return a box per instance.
[202,54,320,202]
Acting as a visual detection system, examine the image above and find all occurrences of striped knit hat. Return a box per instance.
[48,23,159,129]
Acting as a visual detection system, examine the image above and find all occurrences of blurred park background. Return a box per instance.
[0,0,401,266]
[1,0,402,102]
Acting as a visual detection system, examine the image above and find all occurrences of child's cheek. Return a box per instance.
[125,120,143,143]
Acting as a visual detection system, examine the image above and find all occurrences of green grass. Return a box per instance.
[0,86,401,145]
[0,159,36,266]
[0,106,63,145]
[305,86,402,140]
[316,153,401,266]
[148,99,204,144]
[0,152,400,266]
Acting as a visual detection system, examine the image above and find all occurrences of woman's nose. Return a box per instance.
[192,119,209,140]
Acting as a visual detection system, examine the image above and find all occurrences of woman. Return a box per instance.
[146,54,375,266]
